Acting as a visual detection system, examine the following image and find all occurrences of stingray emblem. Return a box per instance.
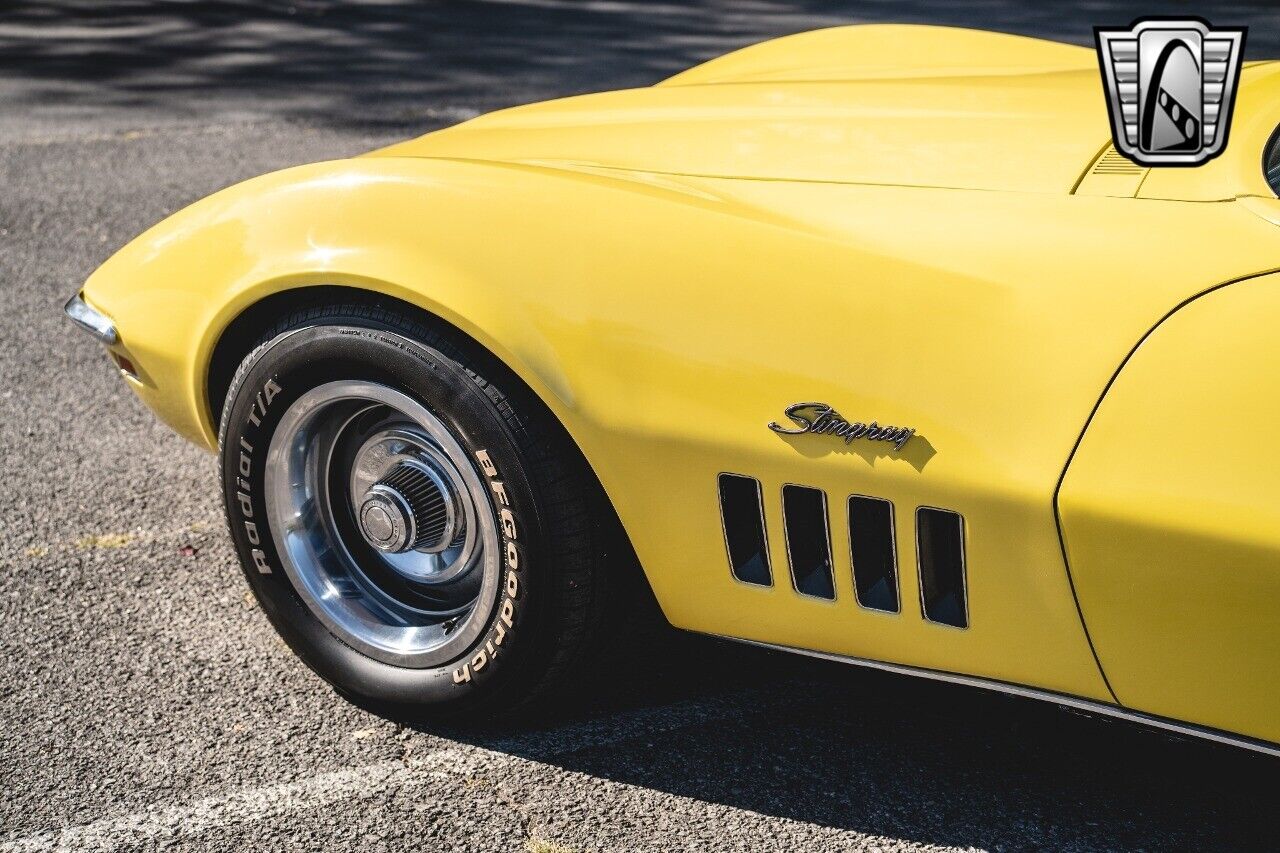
[1096,18,1246,166]
[768,402,916,451]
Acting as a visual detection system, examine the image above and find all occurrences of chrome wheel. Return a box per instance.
[264,380,501,668]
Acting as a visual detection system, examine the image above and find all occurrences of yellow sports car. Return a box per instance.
[66,25,1280,755]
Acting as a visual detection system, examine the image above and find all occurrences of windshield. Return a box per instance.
[1265,125,1280,195]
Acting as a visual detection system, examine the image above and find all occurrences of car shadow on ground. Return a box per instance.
[412,615,1277,851]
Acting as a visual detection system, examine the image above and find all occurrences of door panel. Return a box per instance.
[1059,272,1280,743]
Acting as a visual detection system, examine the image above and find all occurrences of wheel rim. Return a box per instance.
[264,380,501,668]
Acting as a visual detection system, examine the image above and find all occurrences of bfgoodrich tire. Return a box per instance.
[218,304,608,717]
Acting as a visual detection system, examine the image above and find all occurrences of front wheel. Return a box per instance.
[218,306,607,716]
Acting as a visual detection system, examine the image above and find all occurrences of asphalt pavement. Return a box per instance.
[4,2,1280,851]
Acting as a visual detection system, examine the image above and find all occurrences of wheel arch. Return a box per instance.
[206,283,653,608]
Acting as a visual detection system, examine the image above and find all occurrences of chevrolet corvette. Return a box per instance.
[65,25,1280,755]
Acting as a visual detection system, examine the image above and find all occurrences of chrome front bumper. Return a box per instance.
[64,294,118,345]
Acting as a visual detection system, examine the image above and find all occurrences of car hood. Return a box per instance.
[370,25,1113,194]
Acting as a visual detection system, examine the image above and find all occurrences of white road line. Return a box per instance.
[2,682,788,852]
[0,748,477,853]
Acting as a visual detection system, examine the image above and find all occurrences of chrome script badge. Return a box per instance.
[769,402,915,451]
[1095,18,1245,166]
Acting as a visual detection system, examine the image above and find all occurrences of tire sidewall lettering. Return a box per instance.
[453,448,522,686]
[234,377,283,575]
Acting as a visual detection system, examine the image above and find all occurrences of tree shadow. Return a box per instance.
[4,1,1280,133]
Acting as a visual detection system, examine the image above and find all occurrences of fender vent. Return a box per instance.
[782,485,835,600]
[718,474,772,586]
[717,476,967,628]
[916,507,968,628]
[848,496,899,613]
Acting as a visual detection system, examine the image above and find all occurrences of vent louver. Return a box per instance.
[782,485,836,600]
[848,496,900,613]
[716,476,967,629]
[718,474,772,586]
[917,507,968,628]
[1089,145,1146,176]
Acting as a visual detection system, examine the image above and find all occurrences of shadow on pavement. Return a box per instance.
[417,615,1278,851]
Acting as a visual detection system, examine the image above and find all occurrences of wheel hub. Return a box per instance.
[357,460,462,554]
[358,491,405,549]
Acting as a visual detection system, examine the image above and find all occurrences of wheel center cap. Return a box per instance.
[356,460,460,554]
[358,490,413,552]
[362,505,396,541]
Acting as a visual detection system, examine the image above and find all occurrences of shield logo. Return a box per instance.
[1095,19,1246,166]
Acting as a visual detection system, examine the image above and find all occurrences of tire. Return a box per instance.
[217,302,608,717]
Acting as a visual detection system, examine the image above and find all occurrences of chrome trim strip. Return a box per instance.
[63,294,118,345]
[711,633,1280,759]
